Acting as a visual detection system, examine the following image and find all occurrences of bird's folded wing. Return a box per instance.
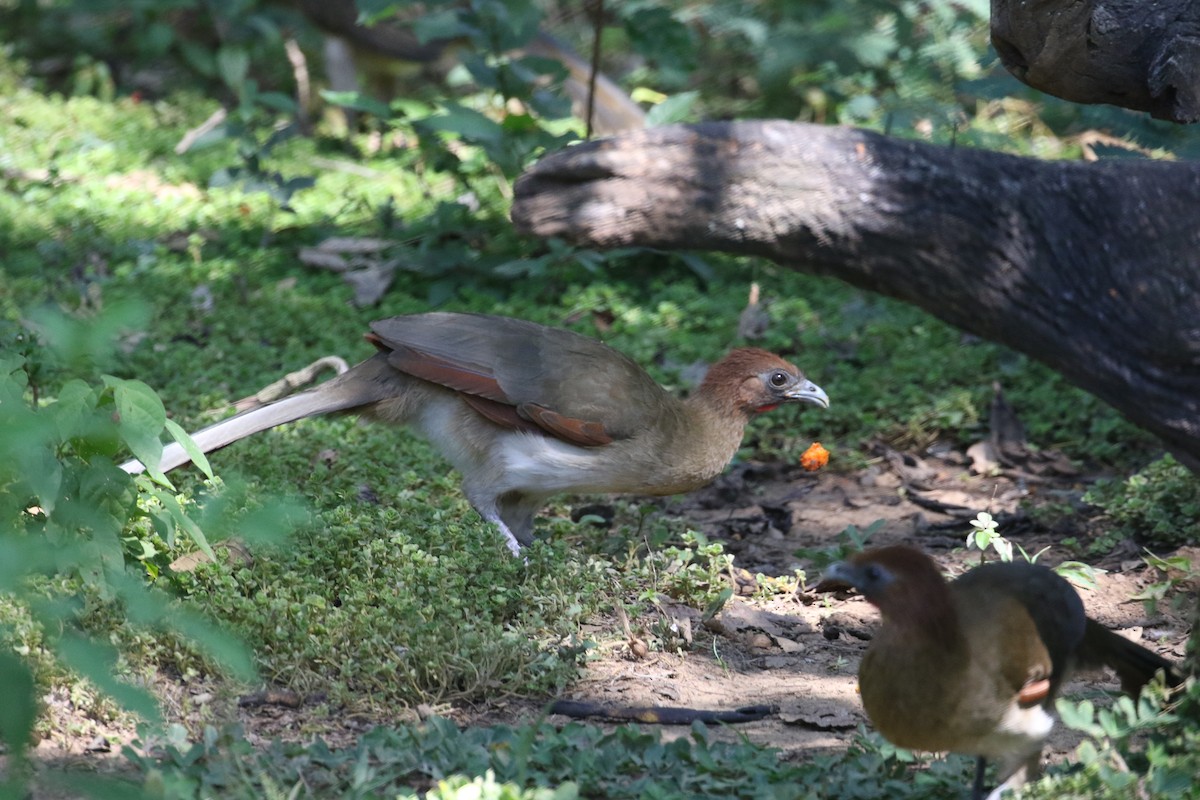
[517,402,613,446]
[371,333,618,446]
[382,341,510,402]
[368,312,671,440]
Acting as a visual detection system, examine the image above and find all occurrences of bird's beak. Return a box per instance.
[786,379,830,409]
[813,560,857,593]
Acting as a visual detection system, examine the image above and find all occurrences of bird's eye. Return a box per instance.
[769,371,789,387]
[864,564,883,582]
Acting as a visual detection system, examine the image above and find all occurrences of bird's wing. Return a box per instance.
[954,561,1086,689]
[368,312,672,442]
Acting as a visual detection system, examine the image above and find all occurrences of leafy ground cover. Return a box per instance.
[1,3,1197,796]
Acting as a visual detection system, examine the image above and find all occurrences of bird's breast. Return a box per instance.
[859,625,1056,760]
[971,700,1054,761]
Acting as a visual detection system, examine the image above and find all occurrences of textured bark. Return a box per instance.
[990,0,1200,123]
[511,121,1200,469]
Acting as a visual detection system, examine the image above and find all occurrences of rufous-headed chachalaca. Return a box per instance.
[818,545,1181,800]
[121,312,829,555]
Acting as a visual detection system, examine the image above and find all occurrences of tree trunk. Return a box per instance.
[511,121,1200,470]
[990,0,1200,123]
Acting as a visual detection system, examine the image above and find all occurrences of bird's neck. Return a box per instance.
[860,585,973,751]
[625,393,750,495]
[877,580,965,655]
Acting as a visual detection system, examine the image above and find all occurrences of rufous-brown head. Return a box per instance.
[697,348,828,418]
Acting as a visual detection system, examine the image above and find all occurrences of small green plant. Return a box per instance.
[966,510,1013,561]
[795,519,885,568]
[1132,551,1199,616]
[0,307,299,796]
[206,118,316,214]
[754,570,806,600]
[122,715,975,799]
[330,0,577,180]
[1024,680,1199,800]
[1084,455,1200,549]
[641,530,734,611]
[965,510,1052,564]
[962,511,1105,587]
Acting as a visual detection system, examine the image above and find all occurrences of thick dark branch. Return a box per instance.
[512,121,1200,468]
[990,0,1200,123]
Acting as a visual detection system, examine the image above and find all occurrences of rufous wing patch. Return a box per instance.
[518,403,614,447]
[378,339,511,403]
[461,395,545,436]
[1017,677,1051,706]
[369,334,613,447]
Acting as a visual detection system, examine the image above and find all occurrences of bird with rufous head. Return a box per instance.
[122,312,829,555]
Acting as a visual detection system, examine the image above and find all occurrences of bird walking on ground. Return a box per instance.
[818,545,1181,800]
[121,312,829,555]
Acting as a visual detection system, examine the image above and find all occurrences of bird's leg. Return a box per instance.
[497,491,544,548]
[475,507,524,557]
[462,486,528,557]
[985,752,1041,800]
[971,757,989,800]
[979,758,1036,800]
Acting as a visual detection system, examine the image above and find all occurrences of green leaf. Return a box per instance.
[645,91,699,127]
[54,633,160,722]
[164,419,213,480]
[701,587,733,622]
[79,527,126,600]
[107,377,169,485]
[624,7,696,72]
[414,8,473,44]
[320,90,394,119]
[150,488,215,560]
[417,105,505,143]
[52,379,97,440]
[216,46,250,91]
[0,651,36,755]
[21,443,63,515]
[1056,698,1104,738]
[676,253,716,283]
[121,587,257,681]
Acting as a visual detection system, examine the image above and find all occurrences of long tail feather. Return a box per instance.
[1078,619,1181,695]
[120,356,403,475]
[121,388,363,475]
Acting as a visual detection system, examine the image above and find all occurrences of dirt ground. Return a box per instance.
[30,441,1195,783]
[517,446,1191,767]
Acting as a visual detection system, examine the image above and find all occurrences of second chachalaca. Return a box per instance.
[122,312,829,554]
[819,545,1181,800]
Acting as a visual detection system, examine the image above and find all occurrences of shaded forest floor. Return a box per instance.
[30,443,1192,784]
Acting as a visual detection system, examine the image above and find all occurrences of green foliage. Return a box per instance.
[327,0,576,179]
[178,505,607,704]
[0,306,300,795]
[1021,681,1200,800]
[962,511,1106,589]
[122,717,974,799]
[795,520,885,568]
[965,510,1015,561]
[1131,552,1200,616]
[1084,455,1200,549]
[965,510,1055,565]
[204,120,316,213]
[1,0,307,100]
[638,530,733,612]
[670,0,983,127]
